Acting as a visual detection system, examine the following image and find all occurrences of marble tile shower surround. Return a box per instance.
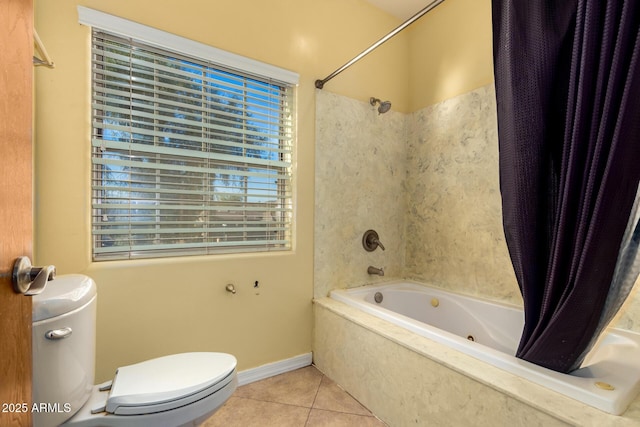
[314,90,408,299]
[404,84,520,303]
[314,84,640,332]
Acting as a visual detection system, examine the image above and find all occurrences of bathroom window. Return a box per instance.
[87,14,297,260]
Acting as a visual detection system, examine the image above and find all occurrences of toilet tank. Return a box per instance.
[32,274,97,427]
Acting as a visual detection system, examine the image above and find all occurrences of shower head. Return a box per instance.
[370,97,392,114]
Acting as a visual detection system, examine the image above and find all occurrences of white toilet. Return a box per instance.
[32,274,237,427]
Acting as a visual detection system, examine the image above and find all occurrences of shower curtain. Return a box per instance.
[491,0,640,373]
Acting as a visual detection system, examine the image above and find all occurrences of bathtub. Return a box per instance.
[330,281,640,416]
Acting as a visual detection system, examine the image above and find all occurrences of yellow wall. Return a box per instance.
[408,0,494,110]
[33,0,494,382]
[33,0,408,381]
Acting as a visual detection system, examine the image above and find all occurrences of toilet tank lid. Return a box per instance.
[32,274,97,322]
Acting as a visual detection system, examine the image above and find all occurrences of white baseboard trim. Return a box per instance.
[237,352,313,386]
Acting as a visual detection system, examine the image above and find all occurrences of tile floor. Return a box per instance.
[204,365,387,427]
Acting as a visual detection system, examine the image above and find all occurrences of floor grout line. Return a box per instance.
[233,395,316,410]
[304,373,324,426]
[205,366,387,426]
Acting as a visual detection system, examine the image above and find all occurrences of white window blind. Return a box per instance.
[90,29,295,260]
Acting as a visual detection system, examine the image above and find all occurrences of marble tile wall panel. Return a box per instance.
[314,90,408,298]
[405,84,521,304]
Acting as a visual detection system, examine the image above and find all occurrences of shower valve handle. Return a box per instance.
[363,230,385,251]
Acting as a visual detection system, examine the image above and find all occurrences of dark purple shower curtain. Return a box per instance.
[492,0,640,373]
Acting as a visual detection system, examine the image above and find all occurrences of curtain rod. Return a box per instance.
[315,0,445,89]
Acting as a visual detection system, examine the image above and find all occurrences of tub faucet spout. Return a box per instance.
[367,266,384,276]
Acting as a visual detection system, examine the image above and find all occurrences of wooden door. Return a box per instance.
[0,0,34,426]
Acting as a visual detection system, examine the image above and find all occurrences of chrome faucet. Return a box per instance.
[367,266,384,276]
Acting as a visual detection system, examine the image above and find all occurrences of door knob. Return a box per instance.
[11,256,56,295]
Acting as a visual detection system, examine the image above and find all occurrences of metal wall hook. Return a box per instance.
[12,256,56,295]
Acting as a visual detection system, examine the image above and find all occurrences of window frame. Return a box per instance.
[80,7,298,261]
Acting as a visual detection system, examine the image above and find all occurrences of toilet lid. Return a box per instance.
[106,352,237,415]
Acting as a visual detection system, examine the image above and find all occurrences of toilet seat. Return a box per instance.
[104,352,237,416]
